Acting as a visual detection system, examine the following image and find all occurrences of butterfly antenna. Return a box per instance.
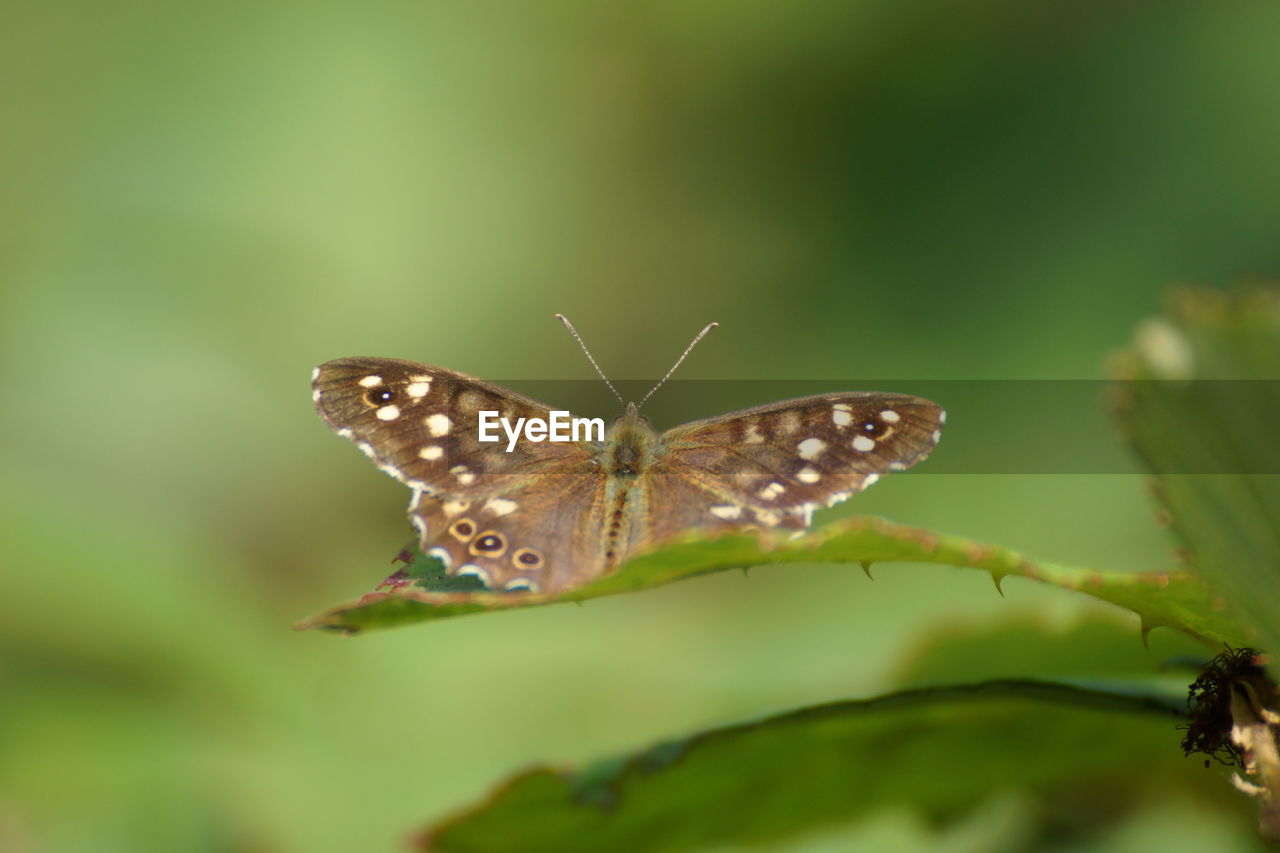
[555,314,626,407]
[637,322,718,409]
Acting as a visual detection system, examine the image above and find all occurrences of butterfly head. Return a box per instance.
[613,400,649,425]
[606,405,654,477]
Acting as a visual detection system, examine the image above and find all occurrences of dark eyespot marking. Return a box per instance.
[861,418,889,438]
[469,531,507,557]
[513,548,544,570]
[365,388,398,405]
[449,519,476,541]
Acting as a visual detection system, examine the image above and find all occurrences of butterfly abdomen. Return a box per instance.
[596,418,660,567]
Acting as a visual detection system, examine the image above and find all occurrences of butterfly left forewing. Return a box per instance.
[650,392,944,531]
[312,357,594,498]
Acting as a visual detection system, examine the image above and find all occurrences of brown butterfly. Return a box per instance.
[312,317,944,594]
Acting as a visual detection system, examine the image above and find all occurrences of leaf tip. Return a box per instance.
[860,561,874,580]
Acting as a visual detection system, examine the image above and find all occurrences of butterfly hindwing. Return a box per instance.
[408,456,610,593]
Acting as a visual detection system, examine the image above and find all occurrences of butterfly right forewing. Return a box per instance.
[648,393,944,533]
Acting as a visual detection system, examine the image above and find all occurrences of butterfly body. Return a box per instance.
[313,355,944,595]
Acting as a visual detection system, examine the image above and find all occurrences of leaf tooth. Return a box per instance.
[1139,617,1154,650]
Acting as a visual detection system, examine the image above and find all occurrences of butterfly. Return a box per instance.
[311,317,944,595]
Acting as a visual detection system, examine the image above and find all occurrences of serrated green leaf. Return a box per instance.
[416,680,1187,853]
[1112,285,1280,662]
[296,516,1245,645]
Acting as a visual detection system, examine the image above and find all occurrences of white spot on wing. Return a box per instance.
[377,462,405,481]
[411,515,428,537]
[757,482,786,501]
[505,578,539,593]
[443,500,470,517]
[797,437,826,460]
[456,564,491,587]
[427,414,451,436]
[754,508,782,526]
[484,498,518,516]
[796,467,820,483]
[744,424,765,444]
[880,410,900,423]
[406,382,431,398]
[852,435,876,452]
[710,505,743,520]
[833,409,853,427]
[825,491,851,507]
[311,366,321,382]
[419,445,443,461]
[931,429,942,443]
[862,473,880,488]
[376,405,400,421]
[429,546,452,569]
[359,375,383,387]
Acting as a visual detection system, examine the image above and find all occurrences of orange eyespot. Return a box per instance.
[469,531,507,558]
[512,548,544,570]
[449,519,476,541]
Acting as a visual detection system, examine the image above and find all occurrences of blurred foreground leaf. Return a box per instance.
[1113,285,1280,662]
[416,680,1184,852]
[296,516,1243,644]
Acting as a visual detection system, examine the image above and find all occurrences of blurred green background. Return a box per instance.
[4,1,1280,850]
